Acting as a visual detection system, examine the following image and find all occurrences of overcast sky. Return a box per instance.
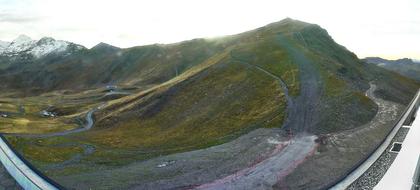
[0,0,419,59]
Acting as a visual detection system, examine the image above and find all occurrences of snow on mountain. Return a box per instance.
[0,35,85,58]
[31,37,71,58]
[14,34,32,43]
[0,40,10,52]
[3,35,36,55]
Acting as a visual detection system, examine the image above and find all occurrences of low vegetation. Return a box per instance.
[0,18,418,187]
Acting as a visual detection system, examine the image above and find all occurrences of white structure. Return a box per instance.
[0,137,59,190]
[375,107,420,190]
[331,90,420,190]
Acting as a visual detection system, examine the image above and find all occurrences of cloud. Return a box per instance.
[0,0,419,59]
[0,12,42,23]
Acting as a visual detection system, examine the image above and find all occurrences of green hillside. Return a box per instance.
[1,18,419,189]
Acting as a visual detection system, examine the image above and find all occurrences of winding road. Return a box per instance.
[330,83,419,189]
[10,103,105,138]
[0,102,107,189]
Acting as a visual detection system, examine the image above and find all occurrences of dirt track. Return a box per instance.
[275,33,322,133]
[196,135,317,190]
[282,83,404,190]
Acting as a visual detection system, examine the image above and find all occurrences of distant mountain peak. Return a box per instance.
[37,37,56,44]
[259,18,315,35]
[91,42,120,53]
[31,37,70,58]
[277,17,311,26]
[12,34,32,44]
[398,58,413,62]
[364,57,420,81]
[281,17,294,22]
[93,42,116,48]
[0,34,85,58]
[365,57,416,65]
[0,40,10,50]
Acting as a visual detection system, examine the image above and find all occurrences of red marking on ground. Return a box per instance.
[275,143,320,187]
[194,140,290,190]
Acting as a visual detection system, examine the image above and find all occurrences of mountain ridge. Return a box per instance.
[364,57,420,81]
[0,18,417,103]
[364,57,418,65]
[1,18,419,190]
[0,35,86,58]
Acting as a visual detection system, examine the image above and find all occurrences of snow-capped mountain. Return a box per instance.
[0,35,85,58]
[0,40,10,52]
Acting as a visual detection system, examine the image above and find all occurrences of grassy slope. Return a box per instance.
[369,63,420,105]
[0,97,79,134]
[0,39,227,95]
[86,59,285,150]
[3,19,420,179]
[5,50,287,175]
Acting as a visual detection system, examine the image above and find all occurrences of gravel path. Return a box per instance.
[196,135,318,190]
[347,127,410,189]
[328,83,406,189]
[281,83,405,189]
[50,128,317,190]
[275,33,322,133]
